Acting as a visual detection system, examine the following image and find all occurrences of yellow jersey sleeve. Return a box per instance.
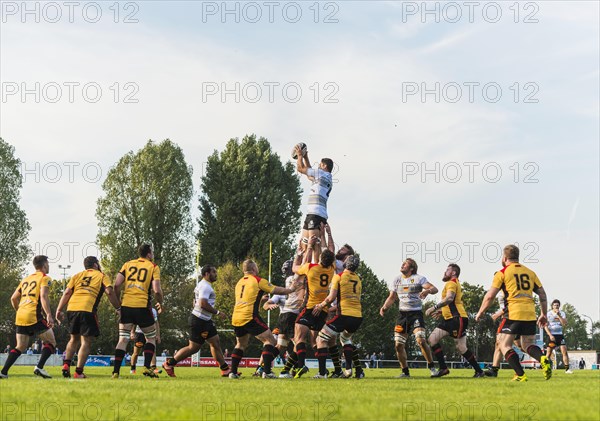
[445,280,458,295]
[331,274,341,291]
[258,278,276,294]
[491,271,505,289]
[102,273,113,288]
[297,263,310,276]
[153,265,161,281]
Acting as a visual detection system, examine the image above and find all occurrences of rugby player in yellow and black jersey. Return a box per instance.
[476,244,551,382]
[111,244,164,378]
[1,255,57,379]
[55,256,121,378]
[229,259,301,379]
[426,263,484,378]
[312,255,365,378]
[290,238,336,378]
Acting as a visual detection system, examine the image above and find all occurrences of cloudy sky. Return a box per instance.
[1,1,598,320]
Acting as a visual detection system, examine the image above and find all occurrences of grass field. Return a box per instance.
[0,367,599,420]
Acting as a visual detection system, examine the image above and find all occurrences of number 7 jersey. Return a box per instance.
[119,258,161,308]
[492,263,542,321]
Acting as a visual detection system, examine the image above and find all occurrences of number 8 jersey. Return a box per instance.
[492,263,542,321]
[297,263,335,309]
[119,258,161,308]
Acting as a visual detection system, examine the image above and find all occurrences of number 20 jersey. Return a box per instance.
[492,263,542,321]
[119,258,161,308]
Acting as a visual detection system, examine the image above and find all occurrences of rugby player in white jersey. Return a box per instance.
[545,299,572,374]
[162,265,230,377]
[294,144,334,258]
[380,258,438,377]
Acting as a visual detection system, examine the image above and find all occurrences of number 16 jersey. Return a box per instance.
[492,263,542,321]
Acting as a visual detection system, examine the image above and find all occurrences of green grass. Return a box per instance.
[0,367,599,420]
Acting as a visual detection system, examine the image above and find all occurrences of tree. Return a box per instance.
[562,303,591,351]
[198,134,302,273]
[0,138,31,267]
[352,260,396,360]
[96,139,194,279]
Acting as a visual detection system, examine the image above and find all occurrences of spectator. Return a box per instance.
[32,341,39,354]
[97,348,103,355]
[26,347,33,355]
[161,350,167,357]
[3,345,10,354]
[224,348,230,358]
[579,358,586,370]
[370,352,377,368]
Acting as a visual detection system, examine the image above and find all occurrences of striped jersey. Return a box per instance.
[305,167,332,219]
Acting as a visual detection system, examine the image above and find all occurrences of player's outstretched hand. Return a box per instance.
[217,311,228,320]
[155,302,163,314]
[425,307,435,317]
[46,315,55,328]
[475,312,483,322]
[537,314,548,328]
[379,307,386,317]
[55,310,64,325]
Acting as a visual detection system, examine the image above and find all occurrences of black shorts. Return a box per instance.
[395,310,425,335]
[234,316,269,337]
[120,306,155,328]
[437,317,468,338]
[277,312,298,338]
[327,315,362,334]
[189,314,218,345]
[67,311,100,337]
[296,308,328,331]
[497,319,536,336]
[303,214,327,231]
[134,332,146,348]
[548,334,566,347]
[16,319,50,336]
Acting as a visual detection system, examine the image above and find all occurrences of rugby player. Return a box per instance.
[163,265,231,377]
[312,255,365,379]
[475,245,552,382]
[291,238,336,378]
[111,244,163,379]
[545,299,572,374]
[55,256,121,378]
[295,143,334,258]
[427,263,485,378]
[229,259,301,379]
[380,258,438,377]
[1,255,57,379]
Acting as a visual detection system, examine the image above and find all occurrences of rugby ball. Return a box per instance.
[292,142,307,159]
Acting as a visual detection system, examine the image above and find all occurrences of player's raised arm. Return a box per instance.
[419,281,438,299]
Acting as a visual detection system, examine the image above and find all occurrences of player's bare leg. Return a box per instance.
[1,334,30,377]
[485,335,503,377]
[428,328,450,377]
[207,335,231,376]
[394,333,410,377]
[113,322,133,377]
[63,334,81,377]
[454,336,484,377]
[229,334,251,378]
[34,329,57,378]
[139,324,158,377]
[560,345,571,373]
[293,324,310,377]
[254,330,279,377]
[163,340,201,377]
[414,328,435,374]
[74,336,92,378]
